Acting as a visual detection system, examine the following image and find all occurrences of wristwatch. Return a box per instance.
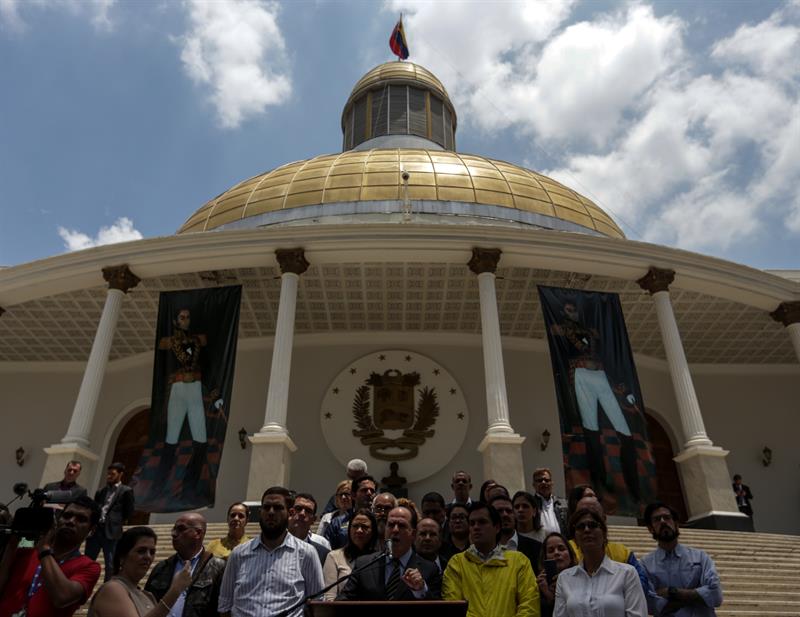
[668,587,679,600]
[38,548,54,561]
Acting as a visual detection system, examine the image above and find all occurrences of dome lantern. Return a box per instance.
[341,62,457,152]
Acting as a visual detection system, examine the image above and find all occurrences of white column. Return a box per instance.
[469,248,525,494]
[770,302,800,363]
[788,323,800,361]
[62,289,125,446]
[260,271,300,433]
[477,271,514,434]
[651,290,712,448]
[246,249,308,496]
[62,265,140,447]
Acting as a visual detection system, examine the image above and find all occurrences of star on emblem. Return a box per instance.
[450,388,457,395]
[457,412,465,420]
[332,387,339,394]
[378,354,386,361]
[324,412,332,419]
[349,368,357,374]
[433,368,440,376]
[404,355,412,361]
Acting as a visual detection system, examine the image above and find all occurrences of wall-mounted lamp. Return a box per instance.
[540,429,551,451]
[238,428,249,450]
[15,447,26,467]
[762,446,772,467]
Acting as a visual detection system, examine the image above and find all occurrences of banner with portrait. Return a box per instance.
[538,285,655,516]
[132,285,241,513]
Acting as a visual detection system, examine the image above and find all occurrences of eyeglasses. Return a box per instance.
[574,521,601,532]
[452,478,470,484]
[449,514,467,521]
[651,514,674,523]
[172,524,198,533]
[534,477,552,484]
[336,492,352,498]
[373,504,392,512]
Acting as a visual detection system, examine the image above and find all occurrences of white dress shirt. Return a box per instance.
[555,555,647,617]
[538,494,562,535]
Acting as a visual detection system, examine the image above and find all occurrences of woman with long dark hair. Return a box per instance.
[322,508,378,600]
[537,532,577,617]
[88,526,192,617]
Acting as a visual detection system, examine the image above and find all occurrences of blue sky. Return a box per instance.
[1,0,798,269]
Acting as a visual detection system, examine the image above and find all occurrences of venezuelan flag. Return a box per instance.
[389,17,409,60]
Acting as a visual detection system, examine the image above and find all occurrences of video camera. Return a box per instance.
[0,483,63,541]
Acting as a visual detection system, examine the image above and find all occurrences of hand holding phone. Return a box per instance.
[544,559,559,584]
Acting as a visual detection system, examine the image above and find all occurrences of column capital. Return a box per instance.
[275,248,309,275]
[467,248,502,275]
[102,264,140,293]
[637,266,675,295]
[770,301,800,327]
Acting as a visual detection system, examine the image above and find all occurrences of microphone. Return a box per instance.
[386,538,394,559]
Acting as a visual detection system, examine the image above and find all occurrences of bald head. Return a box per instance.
[172,512,207,559]
[576,495,604,519]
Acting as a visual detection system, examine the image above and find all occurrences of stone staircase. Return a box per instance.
[612,525,800,617]
[76,523,800,616]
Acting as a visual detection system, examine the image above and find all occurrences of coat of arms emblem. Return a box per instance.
[352,369,439,460]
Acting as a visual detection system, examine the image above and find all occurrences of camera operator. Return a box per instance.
[42,461,88,510]
[0,495,101,617]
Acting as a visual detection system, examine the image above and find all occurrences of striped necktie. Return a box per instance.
[385,558,402,600]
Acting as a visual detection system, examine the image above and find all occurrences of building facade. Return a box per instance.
[1,62,798,533]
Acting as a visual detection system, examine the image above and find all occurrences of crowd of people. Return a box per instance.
[0,458,724,617]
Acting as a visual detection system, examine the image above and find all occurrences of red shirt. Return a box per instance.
[0,548,100,617]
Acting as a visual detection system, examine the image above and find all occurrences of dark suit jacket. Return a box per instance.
[94,483,135,539]
[144,551,226,617]
[337,550,442,601]
[42,481,87,504]
[512,534,543,575]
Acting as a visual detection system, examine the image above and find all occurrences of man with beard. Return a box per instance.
[641,502,722,616]
[0,496,101,617]
[218,486,323,617]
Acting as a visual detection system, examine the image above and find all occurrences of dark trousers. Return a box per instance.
[85,527,117,581]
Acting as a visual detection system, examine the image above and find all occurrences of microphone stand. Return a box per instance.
[276,547,390,617]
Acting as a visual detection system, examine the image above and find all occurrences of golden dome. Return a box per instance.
[177,149,624,238]
[344,61,454,119]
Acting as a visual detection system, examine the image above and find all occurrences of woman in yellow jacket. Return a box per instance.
[443,502,540,617]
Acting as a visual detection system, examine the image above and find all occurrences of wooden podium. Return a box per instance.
[307,600,468,616]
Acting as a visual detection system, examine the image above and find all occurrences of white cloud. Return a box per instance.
[387,3,682,147]
[712,7,800,83]
[58,217,143,252]
[179,0,291,128]
[388,2,800,256]
[0,0,116,33]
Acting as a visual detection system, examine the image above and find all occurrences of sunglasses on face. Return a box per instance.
[574,521,601,532]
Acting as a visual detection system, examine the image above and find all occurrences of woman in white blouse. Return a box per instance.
[554,508,646,617]
[321,508,378,600]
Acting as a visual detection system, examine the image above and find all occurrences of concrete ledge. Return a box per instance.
[685,512,755,532]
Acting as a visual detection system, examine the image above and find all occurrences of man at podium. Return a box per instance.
[337,505,441,600]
